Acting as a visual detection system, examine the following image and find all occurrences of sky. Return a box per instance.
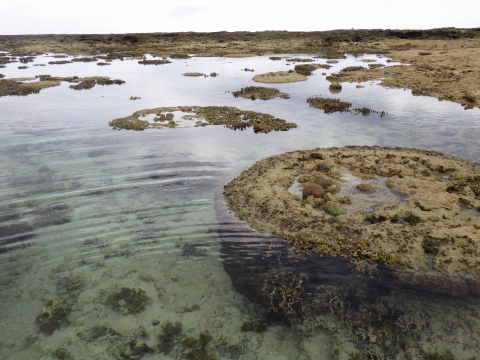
[0,0,479,35]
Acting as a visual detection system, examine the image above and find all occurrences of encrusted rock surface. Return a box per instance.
[223,146,480,296]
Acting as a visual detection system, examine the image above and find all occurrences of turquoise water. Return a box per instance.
[1,52,480,359]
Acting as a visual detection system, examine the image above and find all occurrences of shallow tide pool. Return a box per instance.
[1,52,480,359]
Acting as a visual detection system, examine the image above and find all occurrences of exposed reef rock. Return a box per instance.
[109,106,297,133]
[252,70,307,83]
[222,146,480,297]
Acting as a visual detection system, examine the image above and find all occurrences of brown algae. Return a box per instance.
[109,106,297,133]
[104,287,150,314]
[307,96,387,117]
[232,86,290,100]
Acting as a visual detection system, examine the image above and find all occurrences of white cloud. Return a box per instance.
[0,0,479,34]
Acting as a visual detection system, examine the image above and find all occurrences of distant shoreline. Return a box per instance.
[1,28,479,109]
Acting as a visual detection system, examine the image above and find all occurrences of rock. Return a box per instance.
[302,183,325,199]
[356,183,375,192]
[467,279,480,297]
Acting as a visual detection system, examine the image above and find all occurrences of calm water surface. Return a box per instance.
[1,52,480,359]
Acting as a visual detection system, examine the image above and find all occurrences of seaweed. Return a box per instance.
[341,66,365,72]
[71,57,98,62]
[104,287,150,314]
[35,299,71,335]
[69,78,125,90]
[170,53,191,59]
[53,348,73,360]
[181,333,216,360]
[232,86,290,100]
[294,64,322,76]
[48,60,73,65]
[77,325,122,342]
[325,204,346,216]
[0,78,61,97]
[109,105,296,133]
[109,117,150,131]
[117,339,154,360]
[316,163,331,172]
[183,72,205,77]
[156,321,183,354]
[288,58,314,62]
[307,96,352,114]
[138,59,171,65]
[195,106,297,133]
[241,320,268,332]
[347,351,362,360]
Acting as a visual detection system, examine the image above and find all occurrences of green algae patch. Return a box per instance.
[232,86,290,100]
[223,146,480,296]
[109,105,297,133]
[307,96,387,117]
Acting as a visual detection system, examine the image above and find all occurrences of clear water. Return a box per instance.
[1,52,480,359]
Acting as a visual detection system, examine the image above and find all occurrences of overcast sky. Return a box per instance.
[1,0,479,35]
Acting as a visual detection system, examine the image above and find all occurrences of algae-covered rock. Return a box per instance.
[109,105,297,133]
[306,96,387,117]
[35,299,71,335]
[232,86,290,100]
[253,70,307,83]
[223,146,480,296]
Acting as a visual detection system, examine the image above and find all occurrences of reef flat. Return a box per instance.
[223,146,480,297]
[1,28,480,108]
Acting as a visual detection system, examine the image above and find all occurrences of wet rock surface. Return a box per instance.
[223,146,480,297]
